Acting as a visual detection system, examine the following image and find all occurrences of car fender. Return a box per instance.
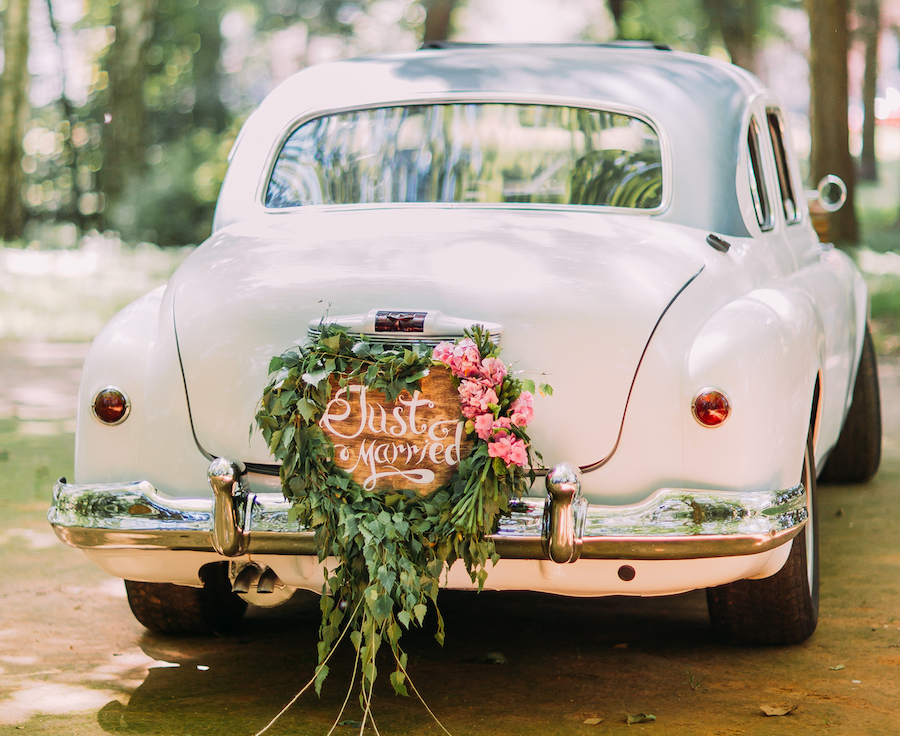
[682,285,822,492]
[75,285,211,496]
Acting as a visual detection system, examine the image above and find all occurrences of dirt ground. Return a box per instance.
[1,342,899,735]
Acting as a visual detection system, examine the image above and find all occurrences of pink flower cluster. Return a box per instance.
[432,339,533,468]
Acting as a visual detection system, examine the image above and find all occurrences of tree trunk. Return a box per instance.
[192,1,227,133]
[858,0,880,181]
[102,0,158,206]
[45,0,86,229]
[701,0,760,72]
[0,0,31,242]
[807,0,859,244]
[608,0,625,38]
[423,0,456,43]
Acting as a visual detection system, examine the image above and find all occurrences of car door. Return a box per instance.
[761,100,861,451]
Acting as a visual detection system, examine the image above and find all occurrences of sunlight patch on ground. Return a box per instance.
[97,577,128,598]
[0,650,180,725]
[0,682,119,724]
[0,529,59,550]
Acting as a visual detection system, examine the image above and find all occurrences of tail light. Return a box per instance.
[92,387,130,425]
[692,388,731,427]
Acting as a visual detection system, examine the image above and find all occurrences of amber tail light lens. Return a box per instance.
[92,387,130,425]
[692,389,731,427]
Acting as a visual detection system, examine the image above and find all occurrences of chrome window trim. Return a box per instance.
[765,107,802,226]
[747,115,774,232]
[256,93,673,217]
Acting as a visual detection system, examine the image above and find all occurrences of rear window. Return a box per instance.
[265,103,663,210]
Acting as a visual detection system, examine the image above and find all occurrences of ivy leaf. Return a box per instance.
[314,663,330,696]
[352,342,373,358]
[371,593,394,623]
[295,398,318,424]
[407,368,430,383]
[302,369,329,388]
[626,713,656,724]
[390,669,409,697]
[413,602,428,626]
[322,336,342,353]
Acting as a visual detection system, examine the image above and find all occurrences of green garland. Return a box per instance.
[254,324,548,706]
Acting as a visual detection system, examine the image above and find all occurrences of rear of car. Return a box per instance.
[49,44,878,645]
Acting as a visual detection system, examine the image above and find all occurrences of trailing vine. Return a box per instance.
[254,323,550,723]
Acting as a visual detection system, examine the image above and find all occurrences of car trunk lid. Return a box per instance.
[171,207,703,473]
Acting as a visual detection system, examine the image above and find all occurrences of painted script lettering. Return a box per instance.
[319,371,470,495]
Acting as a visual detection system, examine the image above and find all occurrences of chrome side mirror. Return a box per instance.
[809,174,847,213]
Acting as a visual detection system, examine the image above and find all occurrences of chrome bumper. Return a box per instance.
[48,460,807,562]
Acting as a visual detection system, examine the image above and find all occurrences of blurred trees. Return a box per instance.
[807,0,859,243]
[0,0,31,241]
[699,0,762,70]
[607,0,784,72]
[0,0,878,247]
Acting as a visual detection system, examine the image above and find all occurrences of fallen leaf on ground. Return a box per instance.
[760,704,798,717]
[830,664,845,670]
[476,651,507,665]
[583,717,603,725]
[626,713,656,724]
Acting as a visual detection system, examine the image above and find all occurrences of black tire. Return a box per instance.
[707,428,818,645]
[124,563,247,635]
[818,325,882,484]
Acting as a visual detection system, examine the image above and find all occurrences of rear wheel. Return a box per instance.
[124,563,247,635]
[706,428,818,645]
[818,324,881,484]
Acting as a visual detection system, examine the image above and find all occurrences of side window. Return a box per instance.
[766,109,801,225]
[747,116,773,231]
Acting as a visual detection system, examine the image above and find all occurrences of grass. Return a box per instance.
[0,418,74,526]
[855,159,900,353]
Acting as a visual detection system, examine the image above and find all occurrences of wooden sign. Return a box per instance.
[319,367,473,495]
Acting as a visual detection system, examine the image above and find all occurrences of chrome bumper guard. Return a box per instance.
[48,460,807,562]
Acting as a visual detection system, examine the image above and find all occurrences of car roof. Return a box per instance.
[218,44,771,237]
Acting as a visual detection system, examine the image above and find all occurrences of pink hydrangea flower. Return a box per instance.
[432,338,482,378]
[509,391,534,427]
[474,414,511,441]
[488,435,529,467]
[478,356,508,387]
[458,381,498,420]
[431,341,455,365]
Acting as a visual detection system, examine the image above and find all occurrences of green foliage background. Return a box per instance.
[4,0,805,249]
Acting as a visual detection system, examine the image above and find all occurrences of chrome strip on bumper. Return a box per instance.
[48,460,807,562]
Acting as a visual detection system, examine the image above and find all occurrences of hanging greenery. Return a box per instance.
[254,323,550,718]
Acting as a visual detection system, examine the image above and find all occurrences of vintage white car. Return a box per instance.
[50,43,881,646]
